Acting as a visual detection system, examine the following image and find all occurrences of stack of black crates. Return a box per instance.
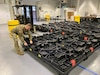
[24,20,100,75]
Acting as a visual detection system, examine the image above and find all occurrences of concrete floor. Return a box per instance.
[0,24,100,75]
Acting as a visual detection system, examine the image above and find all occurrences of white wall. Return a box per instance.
[67,0,78,7]
[37,0,58,18]
[0,0,4,4]
[22,0,58,19]
[0,0,12,4]
[16,0,100,19]
[22,0,36,5]
[76,0,99,16]
[0,4,11,24]
[97,0,100,15]
[37,0,100,20]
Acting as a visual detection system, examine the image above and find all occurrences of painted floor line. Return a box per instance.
[78,64,98,75]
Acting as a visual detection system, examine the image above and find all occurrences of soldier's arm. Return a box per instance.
[28,30,32,41]
[18,30,26,44]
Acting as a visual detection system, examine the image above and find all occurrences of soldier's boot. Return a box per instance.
[17,50,24,55]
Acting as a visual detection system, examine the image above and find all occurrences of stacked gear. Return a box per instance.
[24,21,100,75]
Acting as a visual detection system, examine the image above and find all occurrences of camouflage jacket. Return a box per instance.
[11,25,32,43]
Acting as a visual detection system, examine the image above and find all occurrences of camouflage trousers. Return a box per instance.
[11,33,24,53]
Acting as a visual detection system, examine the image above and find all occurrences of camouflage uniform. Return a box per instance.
[11,25,32,55]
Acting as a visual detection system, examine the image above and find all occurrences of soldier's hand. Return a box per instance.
[24,42,28,46]
[30,40,33,44]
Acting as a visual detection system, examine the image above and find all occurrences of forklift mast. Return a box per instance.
[12,5,37,30]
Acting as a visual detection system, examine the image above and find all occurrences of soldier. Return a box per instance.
[11,23,33,55]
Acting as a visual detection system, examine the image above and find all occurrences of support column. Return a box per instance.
[5,0,16,19]
[97,0,100,15]
[77,0,80,15]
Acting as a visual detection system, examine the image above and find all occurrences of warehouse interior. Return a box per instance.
[0,0,100,75]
